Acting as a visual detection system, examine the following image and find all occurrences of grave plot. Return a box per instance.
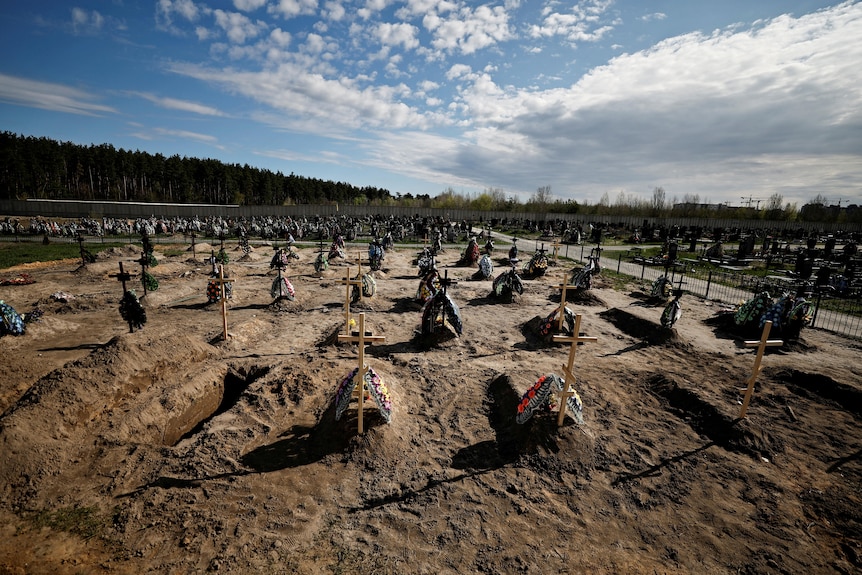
[599,307,685,345]
[460,373,595,472]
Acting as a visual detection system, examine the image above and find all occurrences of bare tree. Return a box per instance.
[651,186,666,215]
[531,185,553,209]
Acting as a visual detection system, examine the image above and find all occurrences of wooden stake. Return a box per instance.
[738,320,783,418]
[340,266,364,335]
[555,268,575,331]
[209,264,235,341]
[337,313,386,434]
[111,262,132,293]
[552,314,598,426]
[551,239,562,265]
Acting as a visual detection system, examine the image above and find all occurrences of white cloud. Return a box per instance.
[375,22,420,50]
[214,9,267,44]
[71,8,104,35]
[324,1,346,21]
[168,61,439,132]
[0,73,116,116]
[528,0,616,44]
[152,127,219,144]
[268,0,318,19]
[640,12,667,22]
[426,4,514,55]
[233,0,268,11]
[269,27,292,47]
[355,2,862,204]
[156,0,206,31]
[129,92,227,116]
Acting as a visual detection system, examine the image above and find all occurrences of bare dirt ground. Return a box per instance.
[1,240,860,575]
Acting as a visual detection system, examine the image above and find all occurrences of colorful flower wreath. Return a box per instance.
[270,277,295,300]
[516,373,583,424]
[364,367,392,423]
[334,368,359,421]
[206,280,232,303]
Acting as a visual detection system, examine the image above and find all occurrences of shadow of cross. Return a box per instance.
[110,262,136,333]
[337,312,385,434]
[552,313,598,426]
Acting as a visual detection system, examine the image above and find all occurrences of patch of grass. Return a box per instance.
[31,505,105,540]
[0,241,127,269]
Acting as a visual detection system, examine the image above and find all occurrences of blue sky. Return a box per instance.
[1,1,860,208]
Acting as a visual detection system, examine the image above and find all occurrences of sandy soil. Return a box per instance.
[0,240,860,575]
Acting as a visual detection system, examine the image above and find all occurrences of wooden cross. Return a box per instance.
[76,233,87,265]
[340,266,364,334]
[738,320,783,418]
[210,264,235,341]
[551,239,562,265]
[111,262,135,332]
[438,269,457,294]
[111,262,132,293]
[337,313,386,434]
[554,269,575,331]
[552,314,598,426]
[135,251,151,297]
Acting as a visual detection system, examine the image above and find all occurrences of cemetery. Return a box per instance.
[0,230,860,574]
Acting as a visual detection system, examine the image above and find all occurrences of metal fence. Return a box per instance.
[565,246,862,340]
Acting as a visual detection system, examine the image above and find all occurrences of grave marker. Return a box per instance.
[111,261,132,293]
[551,239,562,266]
[337,313,386,433]
[554,269,575,331]
[738,320,783,418]
[111,262,145,333]
[340,266,364,335]
[209,264,234,341]
[552,314,598,426]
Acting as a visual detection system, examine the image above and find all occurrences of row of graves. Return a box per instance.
[1,231,807,441]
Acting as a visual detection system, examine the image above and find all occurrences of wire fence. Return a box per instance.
[561,245,862,340]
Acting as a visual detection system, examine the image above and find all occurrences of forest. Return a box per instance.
[0,132,391,207]
[1,131,857,223]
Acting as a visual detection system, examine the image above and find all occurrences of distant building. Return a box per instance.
[672,202,739,212]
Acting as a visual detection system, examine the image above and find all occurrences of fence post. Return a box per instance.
[618,252,622,273]
[811,291,822,329]
[705,270,712,300]
[641,261,646,280]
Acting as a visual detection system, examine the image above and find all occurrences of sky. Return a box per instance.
[1,1,860,209]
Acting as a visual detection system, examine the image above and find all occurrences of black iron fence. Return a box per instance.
[593,249,862,340]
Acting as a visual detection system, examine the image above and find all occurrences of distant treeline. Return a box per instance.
[1,131,857,223]
[0,132,392,207]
